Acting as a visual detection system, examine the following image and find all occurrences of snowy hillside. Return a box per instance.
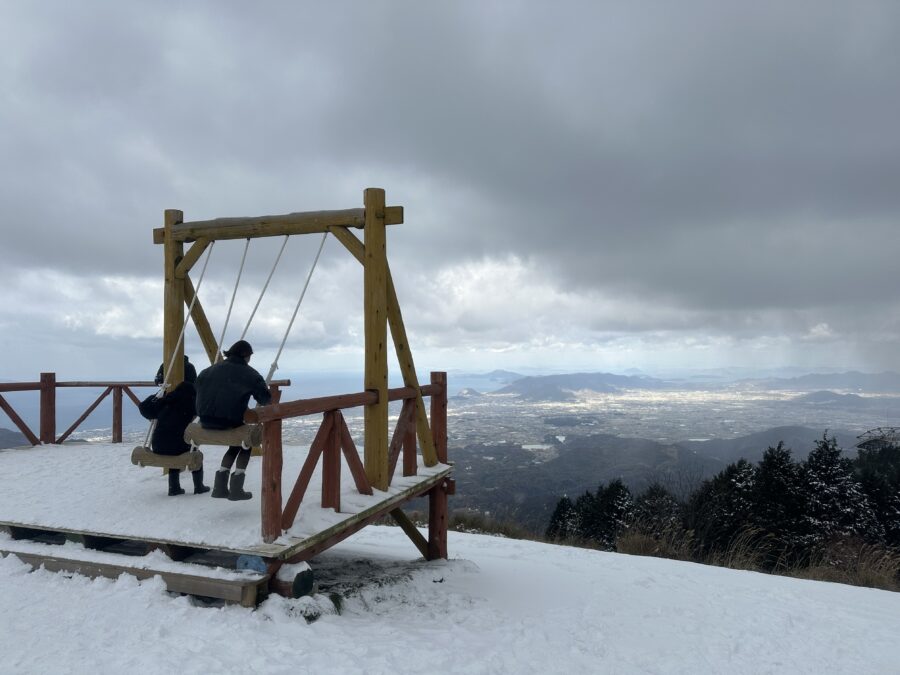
[1,525,898,673]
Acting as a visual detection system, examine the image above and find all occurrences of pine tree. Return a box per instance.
[633,482,681,538]
[855,442,900,547]
[751,442,807,565]
[596,479,634,551]
[686,459,755,555]
[546,496,578,541]
[801,434,884,547]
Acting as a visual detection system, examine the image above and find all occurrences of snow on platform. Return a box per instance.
[0,443,451,558]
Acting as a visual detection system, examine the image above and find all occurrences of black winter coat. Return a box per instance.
[195,356,272,429]
[138,382,196,455]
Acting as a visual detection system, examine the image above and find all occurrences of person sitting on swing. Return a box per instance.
[195,339,272,501]
[138,364,210,496]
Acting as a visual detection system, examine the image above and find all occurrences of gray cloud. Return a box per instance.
[2,1,900,379]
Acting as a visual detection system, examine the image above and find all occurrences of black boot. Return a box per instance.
[227,472,253,501]
[192,468,210,495]
[211,470,230,499]
[168,470,185,496]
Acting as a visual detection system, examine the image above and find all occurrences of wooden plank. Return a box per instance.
[280,414,333,530]
[338,413,372,495]
[431,372,448,463]
[122,386,142,408]
[163,209,186,387]
[261,414,284,544]
[174,238,210,278]
[56,387,112,444]
[389,508,429,559]
[246,385,435,424]
[0,548,266,606]
[0,382,40,393]
[112,387,123,443]
[363,188,389,490]
[56,381,155,388]
[428,479,450,560]
[329,226,438,465]
[183,274,218,365]
[388,399,416,482]
[403,408,417,478]
[39,372,56,444]
[321,412,341,511]
[0,394,39,446]
[153,206,403,244]
[280,467,453,563]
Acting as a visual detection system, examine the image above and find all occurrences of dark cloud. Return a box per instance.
[2,1,900,376]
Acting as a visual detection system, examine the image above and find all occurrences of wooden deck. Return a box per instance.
[0,442,452,604]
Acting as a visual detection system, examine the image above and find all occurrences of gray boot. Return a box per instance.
[227,472,253,501]
[211,470,229,499]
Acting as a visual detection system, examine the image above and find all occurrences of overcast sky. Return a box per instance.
[2,1,900,383]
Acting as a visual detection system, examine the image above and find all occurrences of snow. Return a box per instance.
[0,445,898,673]
[0,443,449,553]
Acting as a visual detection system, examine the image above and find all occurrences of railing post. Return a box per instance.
[430,372,447,463]
[112,386,123,443]
[261,388,283,544]
[427,371,449,559]
[39,372,56,444]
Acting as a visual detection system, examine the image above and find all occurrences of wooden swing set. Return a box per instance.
[0,187,454,605]
[153,186,451,533]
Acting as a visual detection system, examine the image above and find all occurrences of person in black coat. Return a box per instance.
[195,339,272,501]
[138,370,210,496]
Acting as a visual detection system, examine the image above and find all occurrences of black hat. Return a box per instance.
[224,340,253,359]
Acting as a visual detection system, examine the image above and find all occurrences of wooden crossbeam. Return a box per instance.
[174,238,210,278]
[390,508,429,559]
[281,414,333,530]
[337,413,372,496]
[56,386,112,444]
[0,394,39,445]
[153,206,404,244]
[182,274,218,365]
[388,399,417,483]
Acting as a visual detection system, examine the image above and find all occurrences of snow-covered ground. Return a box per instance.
[0,523,897,673]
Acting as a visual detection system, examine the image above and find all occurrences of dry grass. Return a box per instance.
[616,521,695,562]
[787,540,900,592]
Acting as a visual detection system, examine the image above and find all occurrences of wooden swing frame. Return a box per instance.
[154,188,449,550]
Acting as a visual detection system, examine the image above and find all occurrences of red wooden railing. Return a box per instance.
[249,371,449,544]
[0,373,288,445]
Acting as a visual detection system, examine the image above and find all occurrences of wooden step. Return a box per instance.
[0,536,269,607]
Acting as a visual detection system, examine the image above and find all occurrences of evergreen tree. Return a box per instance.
[801,434,883,547]
[633,482,682,538]
[595,479,634,550]
[751,442,807,565]
[546,496,578,541]
[686,459,755,554]
[855,442,900,547]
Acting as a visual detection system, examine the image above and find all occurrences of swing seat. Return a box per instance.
[131,446,204,472]
[184,422,262,449]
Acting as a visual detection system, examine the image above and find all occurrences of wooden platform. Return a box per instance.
[0,442,452,603]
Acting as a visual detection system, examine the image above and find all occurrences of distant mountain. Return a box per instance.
[452,425,861,532]
[753,371,900,393]
[0,428,28,450]
[452,388,484,400]
[792,390,874,408]
[496,372,670,402]
[679,425,859,466]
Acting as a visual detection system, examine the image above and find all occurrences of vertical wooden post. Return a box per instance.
[427,481,449,560]
[363,188,389,490]
[112,386,123,443]
[403,413,417,477]
[163,209,185,387]
[261,388,283,543]
[39,372,56,444]
[427,371,449,559]
[430,372,448,463]
[322,411,342,511]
